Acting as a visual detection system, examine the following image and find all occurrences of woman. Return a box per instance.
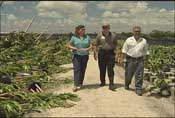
[68,25,92,92]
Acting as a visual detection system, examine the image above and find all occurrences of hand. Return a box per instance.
[144,60,148,68]
[73,47,79,51]
[79,48,88,51]
[94,52,98,61]
[120,59,124,67]
[115,55,118,63]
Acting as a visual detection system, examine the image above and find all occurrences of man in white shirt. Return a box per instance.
[121,26,149,96]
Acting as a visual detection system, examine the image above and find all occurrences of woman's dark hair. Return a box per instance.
[75,25,85,37]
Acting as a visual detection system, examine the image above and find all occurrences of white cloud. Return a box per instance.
[55,20,62,25]
[97,1,133,12]
[2,1,174,33]
[7,14,18,21]
[38,11,63,18]
[69,13,87,24]
[14,7,17,10]
[36,1,87,18]
[170,10,174,13]
[103,11,112,18]
[18,5,33,13]
[120,12,129,17]
[98,1,149,13]
[129,2,149,14]
[35,1,88,31]
[63,18,75,25]
[159,8,167,13]
[3,18,33,32]
[35,1,88,30]
[97,1,174,32]
[19,6,24,11]
[3,1,15,5]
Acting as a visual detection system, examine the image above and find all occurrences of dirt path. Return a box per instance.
[26,55,175,117]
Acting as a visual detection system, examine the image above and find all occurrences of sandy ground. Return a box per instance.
[25,55,175,117]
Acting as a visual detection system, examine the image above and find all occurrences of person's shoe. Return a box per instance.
[124,86,129,90]
[136,89,142,96]
[109,85,115,91]
[72,87,78,92]
[99,83,106,87]
[77,86,81,89]
[79,84,83,89]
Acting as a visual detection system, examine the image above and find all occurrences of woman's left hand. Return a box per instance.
[79,48,89,51]
[79,44,92,52]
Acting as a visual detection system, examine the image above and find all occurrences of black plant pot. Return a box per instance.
[0,107,6,118]
[157,72,165,79]
[0,75,12,84]
[162,65,170,72]
[27,81,42,92]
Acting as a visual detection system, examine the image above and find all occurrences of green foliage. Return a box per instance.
[0,32,78,117]
[0,100,22,118]
[0,92,80,117]
[148,45,175,73]
[146,78,172,97]
[149,30,175,39]
[0,32,71,75]
[0,83,16,93]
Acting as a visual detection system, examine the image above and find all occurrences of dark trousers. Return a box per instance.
[98,49,115,85]
[125,55,144,90]
[72,54,89,86]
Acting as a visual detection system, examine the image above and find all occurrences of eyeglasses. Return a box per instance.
[81,28,85,31]
[134,30,141,33]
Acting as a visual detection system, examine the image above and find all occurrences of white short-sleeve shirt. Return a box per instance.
[122,36,149,58]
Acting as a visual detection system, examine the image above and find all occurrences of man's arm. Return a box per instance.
[121,39,128,66]
[143,42,149,68]
[113,33,118,62]
[121,53,126,65]
[92,34,100,61]
[114,48,118,63]
[93,43,99,61]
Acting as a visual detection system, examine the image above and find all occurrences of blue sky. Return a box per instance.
[1,1,174,33]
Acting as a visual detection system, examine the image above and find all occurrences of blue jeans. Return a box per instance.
[72,54,89,86]
[125,55,144,90]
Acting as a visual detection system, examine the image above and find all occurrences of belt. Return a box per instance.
[99,49,114,52]
[126,55,143,60]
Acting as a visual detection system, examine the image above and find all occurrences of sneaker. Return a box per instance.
[136,89,142,96]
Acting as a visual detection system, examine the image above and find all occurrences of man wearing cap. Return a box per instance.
[121,26,149,96]
[93,23,118,91]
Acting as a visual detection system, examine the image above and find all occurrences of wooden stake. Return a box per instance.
[25,16,35,33]
[35,25,49,44]
[46,33,54,40]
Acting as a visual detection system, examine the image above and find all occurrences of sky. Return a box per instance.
[0,1,174,33]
